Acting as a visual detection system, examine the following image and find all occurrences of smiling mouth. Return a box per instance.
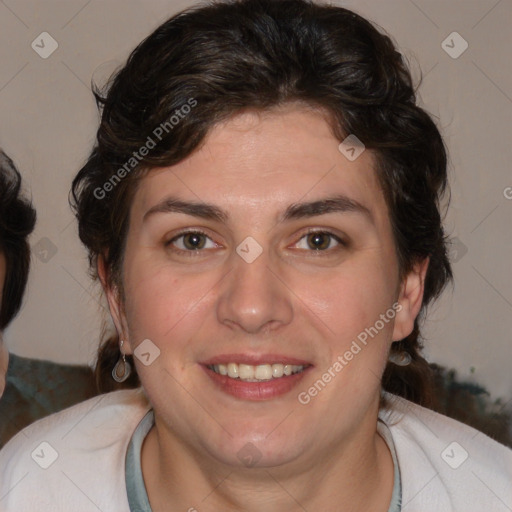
[207,362,309,382]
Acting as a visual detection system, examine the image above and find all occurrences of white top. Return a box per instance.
[0,388,511,512]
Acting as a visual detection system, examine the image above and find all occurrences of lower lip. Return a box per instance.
[201,365,311,401]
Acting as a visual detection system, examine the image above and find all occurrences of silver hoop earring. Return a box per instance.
[389,350,412,367]
[112,340,132,382]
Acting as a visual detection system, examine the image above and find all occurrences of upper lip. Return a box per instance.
[201,353,312,366]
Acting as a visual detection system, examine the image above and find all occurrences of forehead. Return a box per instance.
[131,106,387,226]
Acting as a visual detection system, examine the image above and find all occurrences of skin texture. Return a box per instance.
[101,104,428,511]
[0,253,8,396]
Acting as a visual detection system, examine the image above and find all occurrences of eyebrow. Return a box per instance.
[143,194,374,225]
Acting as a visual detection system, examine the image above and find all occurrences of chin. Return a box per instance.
[203,430,305,470]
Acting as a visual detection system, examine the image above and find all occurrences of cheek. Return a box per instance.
[306,254,398,345]
[123,262,211,352]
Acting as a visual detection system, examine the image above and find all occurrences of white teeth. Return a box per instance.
[254,364,272,380]
[238,364,255,379]
[227,363,239,378]
[210,362,305,381]
[272,364,284,378]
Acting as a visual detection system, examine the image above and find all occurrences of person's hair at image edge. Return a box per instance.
[70,0,453,404]
[0,150,37,330]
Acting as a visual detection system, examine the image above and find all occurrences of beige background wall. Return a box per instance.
[1,0,510,400]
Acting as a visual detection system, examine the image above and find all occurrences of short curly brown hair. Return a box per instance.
[71,0,453,403]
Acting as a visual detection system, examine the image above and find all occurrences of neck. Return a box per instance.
[141,398,394,512]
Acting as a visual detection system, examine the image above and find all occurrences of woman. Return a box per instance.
[1,0,511,510]
[0,150,96,449]
[0,150,35,405]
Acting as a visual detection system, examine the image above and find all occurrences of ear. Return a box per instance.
[97,254,133,355]
[392,257,429,341]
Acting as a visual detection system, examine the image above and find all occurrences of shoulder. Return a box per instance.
[0,388,150,511]
[380,393,512,511]
[0,354,97,449]
[5,353,95,391]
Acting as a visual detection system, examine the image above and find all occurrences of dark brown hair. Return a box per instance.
[71,0,453,403]
[0,150,37,330]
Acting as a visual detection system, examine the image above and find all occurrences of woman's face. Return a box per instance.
[106,105,426,469]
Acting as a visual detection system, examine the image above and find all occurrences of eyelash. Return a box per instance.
[165,229,347,257]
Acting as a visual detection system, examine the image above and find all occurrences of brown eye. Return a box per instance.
[166,230,217,253]
[306,232,331,250]
[182,232,206,250]
[294,231,344,252]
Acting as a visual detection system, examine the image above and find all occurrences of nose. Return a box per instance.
[216,244,294,334]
